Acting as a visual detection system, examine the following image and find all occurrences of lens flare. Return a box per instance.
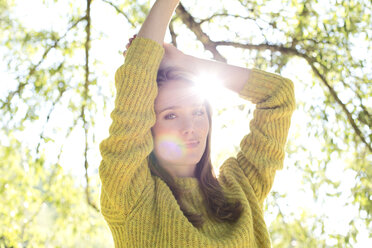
[157,134,187,160]
[193,73,224,105]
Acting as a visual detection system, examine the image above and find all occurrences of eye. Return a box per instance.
[194,109,205,116]
[164,113,177,120]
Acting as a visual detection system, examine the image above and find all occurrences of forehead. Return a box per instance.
[155,80,205,112]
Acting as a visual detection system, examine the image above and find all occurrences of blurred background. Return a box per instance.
[0,0,371,247]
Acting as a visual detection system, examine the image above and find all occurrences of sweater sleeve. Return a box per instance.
[221,69,295,204]
[99,37,164,217]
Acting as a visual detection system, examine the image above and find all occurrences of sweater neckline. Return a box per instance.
[174,177,199,190]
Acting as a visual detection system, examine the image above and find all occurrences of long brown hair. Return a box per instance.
[148,67,243,228]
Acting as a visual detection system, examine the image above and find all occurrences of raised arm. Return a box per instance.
[180,54,251,94]
[231,70,295,204]
[99,0,179,218]
[137,0,180,45]
[176,54,295,203]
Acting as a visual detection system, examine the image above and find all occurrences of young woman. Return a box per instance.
[99,0,295,247]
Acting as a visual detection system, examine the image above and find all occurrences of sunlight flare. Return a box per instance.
[156,133,187,160]
[193,73,225,105]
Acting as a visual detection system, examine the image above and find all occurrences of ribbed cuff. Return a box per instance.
[238,68,285,104]
[124,37,165,73]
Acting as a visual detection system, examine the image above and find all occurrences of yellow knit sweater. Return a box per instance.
[99,37,295,248]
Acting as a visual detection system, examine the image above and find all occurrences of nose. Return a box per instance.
[181,118,195,135]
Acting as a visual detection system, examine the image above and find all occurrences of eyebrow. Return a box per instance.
[158,103,204,114]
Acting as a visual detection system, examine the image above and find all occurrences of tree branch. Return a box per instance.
[342,68,372,128]
[169,17,178,47]
[0,17,85,111]
[200,13,255,25]
[305,62,372,152]
[215,40,299,55]
[101,0,136,28]
[176,3,226,62]
[82,0,99,212]
[176,4,371,152]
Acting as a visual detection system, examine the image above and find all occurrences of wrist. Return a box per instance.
[181,54,201,74]
[157,0,180,6]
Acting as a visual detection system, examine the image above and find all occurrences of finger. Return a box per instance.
[130,34,137,41]
[125,35,137,54]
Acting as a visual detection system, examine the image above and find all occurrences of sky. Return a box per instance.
[1,0,371,246]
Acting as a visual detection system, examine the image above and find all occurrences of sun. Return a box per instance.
[192,72,225,105]
[192,72,242,110]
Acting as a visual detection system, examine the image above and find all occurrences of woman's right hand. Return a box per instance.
[123,34,137,57]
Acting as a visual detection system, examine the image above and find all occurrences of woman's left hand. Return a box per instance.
[159,42,186,70]
[123,35,187,70]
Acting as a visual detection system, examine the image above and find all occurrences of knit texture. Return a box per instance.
[99,37,295,248]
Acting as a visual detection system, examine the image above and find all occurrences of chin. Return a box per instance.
[170,155,202,167]
[184,154,203,165]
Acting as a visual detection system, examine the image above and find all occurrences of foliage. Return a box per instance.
[0,0,371,246]
[0,137,110,247]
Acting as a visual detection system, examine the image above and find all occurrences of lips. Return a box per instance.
[185,140,200,148]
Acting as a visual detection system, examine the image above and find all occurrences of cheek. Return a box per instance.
[196,117,209,136]
[152,121,186,161]
[152,118,180,141]
[152,119,178,136]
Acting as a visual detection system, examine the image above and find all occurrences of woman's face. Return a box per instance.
[152,80,210,177]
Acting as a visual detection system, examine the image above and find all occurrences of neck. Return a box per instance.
[158,159,197,178]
